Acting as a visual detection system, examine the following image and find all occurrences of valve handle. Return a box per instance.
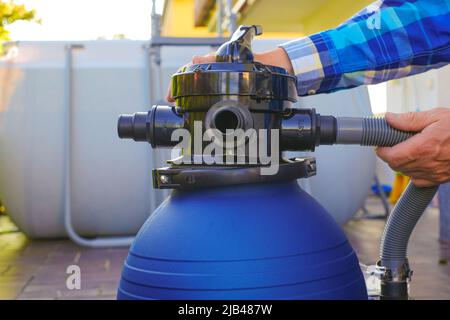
[215,25,262,63]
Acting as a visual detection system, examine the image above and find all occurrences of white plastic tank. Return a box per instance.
[0,41,170,238]
[0,39,374,239]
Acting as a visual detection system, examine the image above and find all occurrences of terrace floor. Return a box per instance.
[0,196,449,300]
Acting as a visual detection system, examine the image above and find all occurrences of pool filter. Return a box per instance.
[116,25,438,300]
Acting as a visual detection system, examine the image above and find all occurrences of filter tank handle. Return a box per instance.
[215,25,262,63]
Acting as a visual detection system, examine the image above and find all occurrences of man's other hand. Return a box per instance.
[377,108,450,187]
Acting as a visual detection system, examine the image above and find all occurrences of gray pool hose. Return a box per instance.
[336,116,414,146]
[335,116,439,299]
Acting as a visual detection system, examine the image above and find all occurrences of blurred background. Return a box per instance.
[0,0,449,300]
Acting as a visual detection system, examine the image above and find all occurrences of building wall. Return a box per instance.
[161,0,212,37]
[161,0,373,38]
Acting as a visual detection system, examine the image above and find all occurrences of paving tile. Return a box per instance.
[2,195,450,300]
[0,284,24,300]
[345,203,450,299]
[0,275,33,288]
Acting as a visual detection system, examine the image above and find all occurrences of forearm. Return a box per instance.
[277,0,450,96]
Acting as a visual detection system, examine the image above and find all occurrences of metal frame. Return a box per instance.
[63,45,135,247]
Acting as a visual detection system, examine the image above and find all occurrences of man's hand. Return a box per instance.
[166,54,216,103]
[166,48,293,103]
[376,107,450,187]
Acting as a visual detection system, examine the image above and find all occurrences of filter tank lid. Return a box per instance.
[171,25,297,102]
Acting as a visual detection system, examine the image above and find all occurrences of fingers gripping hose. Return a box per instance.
[336,116,438,299]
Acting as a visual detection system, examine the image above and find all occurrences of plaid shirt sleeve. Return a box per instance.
[280,0,450,96]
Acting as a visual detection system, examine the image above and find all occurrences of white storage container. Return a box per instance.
[0,39,374,239]
[0,41,169,238]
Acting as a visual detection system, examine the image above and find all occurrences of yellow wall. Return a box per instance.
[162,0,213,37]
[300,0,373,35]
[162,0,374,38]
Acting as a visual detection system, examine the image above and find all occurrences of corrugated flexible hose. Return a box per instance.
[357,118,438,261]
[336,116,439,299]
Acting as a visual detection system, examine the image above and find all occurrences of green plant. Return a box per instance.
[0,0,40,41]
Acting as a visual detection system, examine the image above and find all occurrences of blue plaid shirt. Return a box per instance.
[280,0,450,96]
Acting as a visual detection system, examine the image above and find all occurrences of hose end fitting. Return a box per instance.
[378,259,412,300]
[280,108,337,151]
[117,112,149,142]
[117,105,184,147]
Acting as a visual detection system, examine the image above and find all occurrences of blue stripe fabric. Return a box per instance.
[280,0,450,96]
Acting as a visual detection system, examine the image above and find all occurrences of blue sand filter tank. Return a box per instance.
[118,182,367,299]
[116,25,369,300]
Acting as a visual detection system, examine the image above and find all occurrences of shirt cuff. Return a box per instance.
[280,36,331,96]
